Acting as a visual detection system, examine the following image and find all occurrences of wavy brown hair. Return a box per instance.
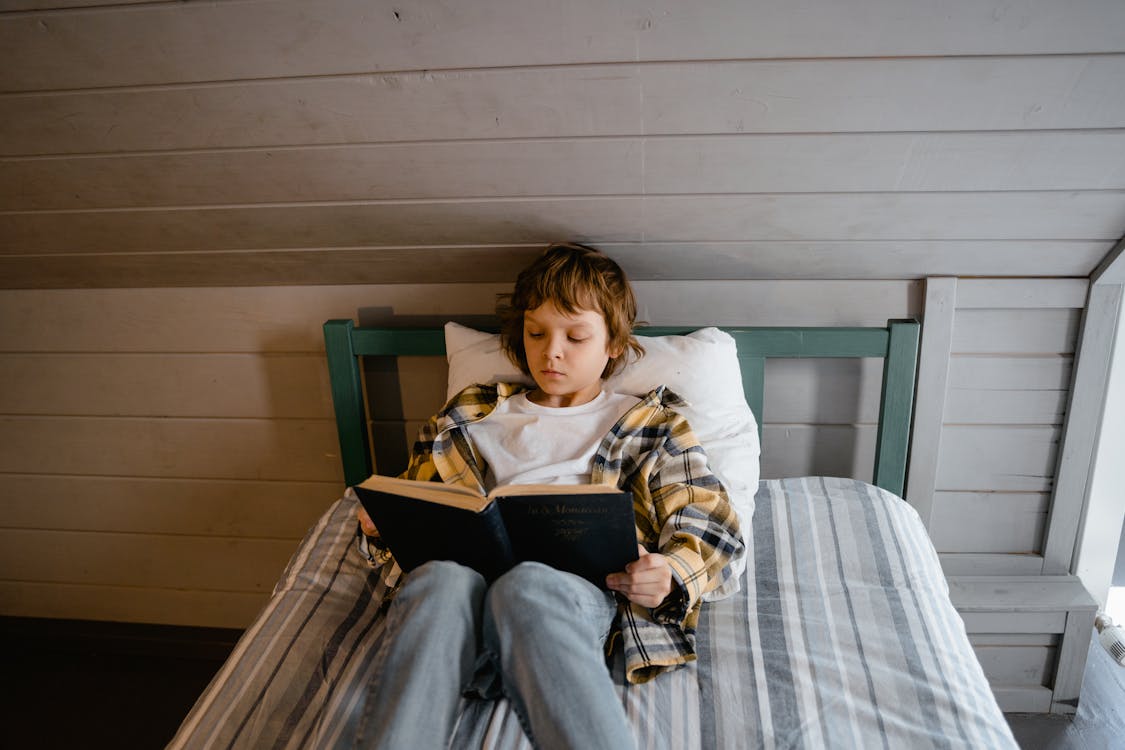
[497,243,644,379]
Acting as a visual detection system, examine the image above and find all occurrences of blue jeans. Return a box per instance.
[354,560,634,750]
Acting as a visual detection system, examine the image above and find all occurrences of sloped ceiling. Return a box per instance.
[1,0,1123,288]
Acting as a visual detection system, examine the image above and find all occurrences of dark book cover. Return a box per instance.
[494,492,638,587]
[354,478,637,586]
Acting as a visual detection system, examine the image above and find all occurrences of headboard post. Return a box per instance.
[873,319,921,497]
[324,319,374,487]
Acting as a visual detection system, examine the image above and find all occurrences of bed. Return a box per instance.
[169,318,1018,749]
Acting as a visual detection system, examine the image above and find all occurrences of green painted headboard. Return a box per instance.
[323,320,921,497]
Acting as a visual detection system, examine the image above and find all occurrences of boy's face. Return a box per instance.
[523,301,621,408]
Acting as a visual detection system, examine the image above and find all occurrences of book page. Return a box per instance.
[357,475,490,512]
[488,482,625,499]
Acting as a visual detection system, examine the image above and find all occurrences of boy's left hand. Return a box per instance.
[606,545,674,608]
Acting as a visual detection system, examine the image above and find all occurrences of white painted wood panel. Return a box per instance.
[905,277,955,526]
[760,425,877,483]
[948,576,1096,614]
[6,57,1125,156]
[941,554,1046,576]
[5,193,1122,255]
[991,687,1054,714]
[634,280,919,327]
[0,416,343,482]
[5,1,1124,90]
[1051,280,1125,584]
[1072,279,1125,605]
[0,353,335,418]
[969,634,1058,647]
[935,425,1059,492]
[643,133,1125,194]
[0,140,645,211]
[760,359,883,424]
[955,278,1090,309]
[0,1,153,10]
[948,356,1072,391]
[973,646,1055,685]
[930,492,1048,553]
[0,285,505,352]
[0,282,915,353]
[0,581,265,629]
[0,528,297,592]
[7,132,1125,212]
[641,57,1125,135]
[0,475,337,537]
[944,389,1068,425]
[1,241,1111,289]
[959,611,1066,634]
[951,309,1082,355]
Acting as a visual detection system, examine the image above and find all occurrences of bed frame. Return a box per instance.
[322,319,921,497]
[244,316,1094,719]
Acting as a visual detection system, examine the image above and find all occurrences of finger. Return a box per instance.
[626,555,668,574]
[357,507,376,535]
[620,570,669,586]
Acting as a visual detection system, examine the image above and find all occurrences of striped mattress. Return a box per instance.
[169,477,1017,749]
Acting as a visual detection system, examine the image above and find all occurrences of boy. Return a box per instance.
[354,243,744,749]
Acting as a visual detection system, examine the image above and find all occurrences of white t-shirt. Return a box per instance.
[465,390,641,490]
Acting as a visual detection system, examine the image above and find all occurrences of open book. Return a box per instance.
[354,475,639,586]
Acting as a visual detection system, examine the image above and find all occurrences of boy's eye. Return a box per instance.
[527,332,544,338]
[568,337,588,343]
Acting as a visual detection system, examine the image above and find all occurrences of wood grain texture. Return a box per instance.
[0,527,298,591]
[905,277,955,525]
[0,353,335,418]
[5,57,1125,156]
[1,241,1109,289]
[5,1,1125,91]
[5,193,1122,256]
[935,425,1059,492]
[952,309,1083,355]
[1044,283,1125,575]
[940,553,1046,576]
[0,580,266,628]
[0,474,338,537]
[930,492,1049,553]
[6,133,1125,212]
[0,284,506,352]
[0,415,343,481]
[973,646,1055,685]
[955,278,1090,310]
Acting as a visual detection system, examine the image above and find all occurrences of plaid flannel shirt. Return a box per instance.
[358,382,745,684]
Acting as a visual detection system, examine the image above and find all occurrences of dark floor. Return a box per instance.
[4,613,1124,750]
[1005,631,1125,750]
[1,617,239,750]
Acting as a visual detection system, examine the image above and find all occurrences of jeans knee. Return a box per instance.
[397,560,487,608]
[486,562,589,628]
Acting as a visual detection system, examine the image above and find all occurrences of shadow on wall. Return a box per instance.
[355,308,500,477]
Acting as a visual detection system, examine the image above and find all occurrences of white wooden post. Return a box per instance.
[1043,238,1125,583]
[905,277,956,528]
[1067,239,1125,607]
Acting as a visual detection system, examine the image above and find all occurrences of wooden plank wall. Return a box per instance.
[2,0,1123,287]
[0,280,915,627]
[932,279,1089,575]
[1,1,1123,628]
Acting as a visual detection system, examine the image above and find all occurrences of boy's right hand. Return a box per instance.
[357,506,377,536]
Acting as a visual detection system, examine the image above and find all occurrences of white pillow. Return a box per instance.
[444,322,761,599]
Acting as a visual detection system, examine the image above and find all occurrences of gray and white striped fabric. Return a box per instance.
[169,477,1016,749]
